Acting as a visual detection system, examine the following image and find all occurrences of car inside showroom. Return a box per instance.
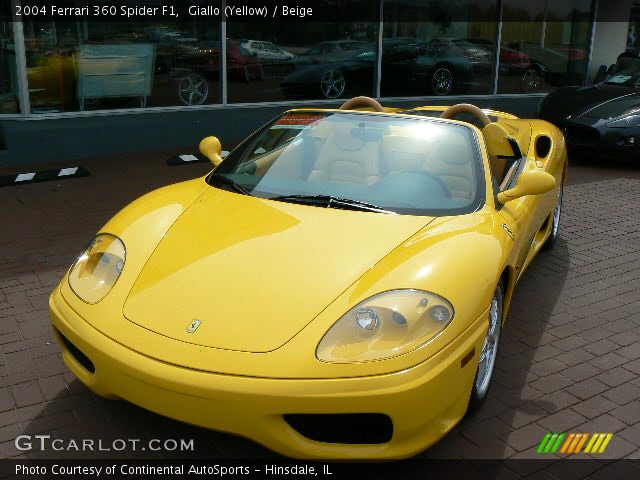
[1,0,640,479]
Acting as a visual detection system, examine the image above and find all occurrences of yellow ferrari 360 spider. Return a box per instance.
[49,96,566,459]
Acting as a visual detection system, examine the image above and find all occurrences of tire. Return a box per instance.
[177,74,209,106]
[430,65,455,96]
[319,69,346,99]
[543,183,563,250]
[467,282,503,413]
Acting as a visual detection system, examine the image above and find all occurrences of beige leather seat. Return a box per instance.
[429,141,475,200]
[381,135,431,174]
[308,128,381,185]
[381,132,475,200]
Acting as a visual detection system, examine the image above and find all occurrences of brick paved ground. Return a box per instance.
[1,151,640,467]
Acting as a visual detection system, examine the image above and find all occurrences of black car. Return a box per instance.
[281,38,473,99]
[538,54,640,160]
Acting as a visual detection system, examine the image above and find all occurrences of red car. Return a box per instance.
[180,40,263,83]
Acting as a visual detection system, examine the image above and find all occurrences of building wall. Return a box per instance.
[0,95,544,168]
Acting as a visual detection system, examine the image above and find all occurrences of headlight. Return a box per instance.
[606,113,640,128]
[68,234,126,304]
[316,289,454,363]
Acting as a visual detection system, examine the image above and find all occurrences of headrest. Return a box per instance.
[382,135,430,171]
[331,128,366,152]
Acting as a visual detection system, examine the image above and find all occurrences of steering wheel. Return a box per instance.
[440,103,492,127]
[339,96,385,112]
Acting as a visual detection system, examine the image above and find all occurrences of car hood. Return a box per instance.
[541,84,640,121]
[123,187,433,353]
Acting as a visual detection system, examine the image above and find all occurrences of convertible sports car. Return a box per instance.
[49,97,566,459]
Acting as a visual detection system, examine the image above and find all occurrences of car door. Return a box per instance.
[499,196,536,276]
[496,158,549,278]
[485,121,545,277]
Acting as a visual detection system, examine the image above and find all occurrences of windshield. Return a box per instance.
[211,111,484,216]
[604,57,640,86]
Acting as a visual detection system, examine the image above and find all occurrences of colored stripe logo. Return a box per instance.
[537,433,613,455]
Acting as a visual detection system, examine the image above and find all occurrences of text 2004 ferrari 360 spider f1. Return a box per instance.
[49,96,566,459]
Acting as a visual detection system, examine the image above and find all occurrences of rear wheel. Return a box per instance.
[468,283,503,413]
[543,184,563,250]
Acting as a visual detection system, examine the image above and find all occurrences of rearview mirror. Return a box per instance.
[199,136,223,167]
[497,170,555,204]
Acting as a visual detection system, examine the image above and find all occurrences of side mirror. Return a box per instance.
[199,136,223,167]
[497,170,555,204]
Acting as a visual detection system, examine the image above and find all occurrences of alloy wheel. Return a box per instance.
[178,74,209,106]
[552,186,563,238]
[320,70,346,99]
[431,67,453,96]
[544,184,563,250]
[475,286,502,398]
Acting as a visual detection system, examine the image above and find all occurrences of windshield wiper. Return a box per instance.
[267,194,395,214]
[210,174,251,195]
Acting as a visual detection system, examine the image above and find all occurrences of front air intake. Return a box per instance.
[55,329,96,374]
[284,413,393,444]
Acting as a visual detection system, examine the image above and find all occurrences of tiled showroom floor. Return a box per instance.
[1,149,640,472]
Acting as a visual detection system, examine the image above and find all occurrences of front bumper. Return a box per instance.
[49,287,487,460]
[540,114,640,161]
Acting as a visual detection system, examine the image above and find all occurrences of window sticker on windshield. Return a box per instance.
[272,114,324,130]
[607,74,632,84]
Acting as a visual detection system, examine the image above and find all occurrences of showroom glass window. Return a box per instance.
[498,0,592,93]
[226,1,379,103]
[382,0,498,96]
[21,20,221,113]
[0,20,19,113]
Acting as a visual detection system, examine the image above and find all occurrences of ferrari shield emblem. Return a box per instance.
[186,319,202,334]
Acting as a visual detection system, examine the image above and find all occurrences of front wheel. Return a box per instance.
[468,283,503,413]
